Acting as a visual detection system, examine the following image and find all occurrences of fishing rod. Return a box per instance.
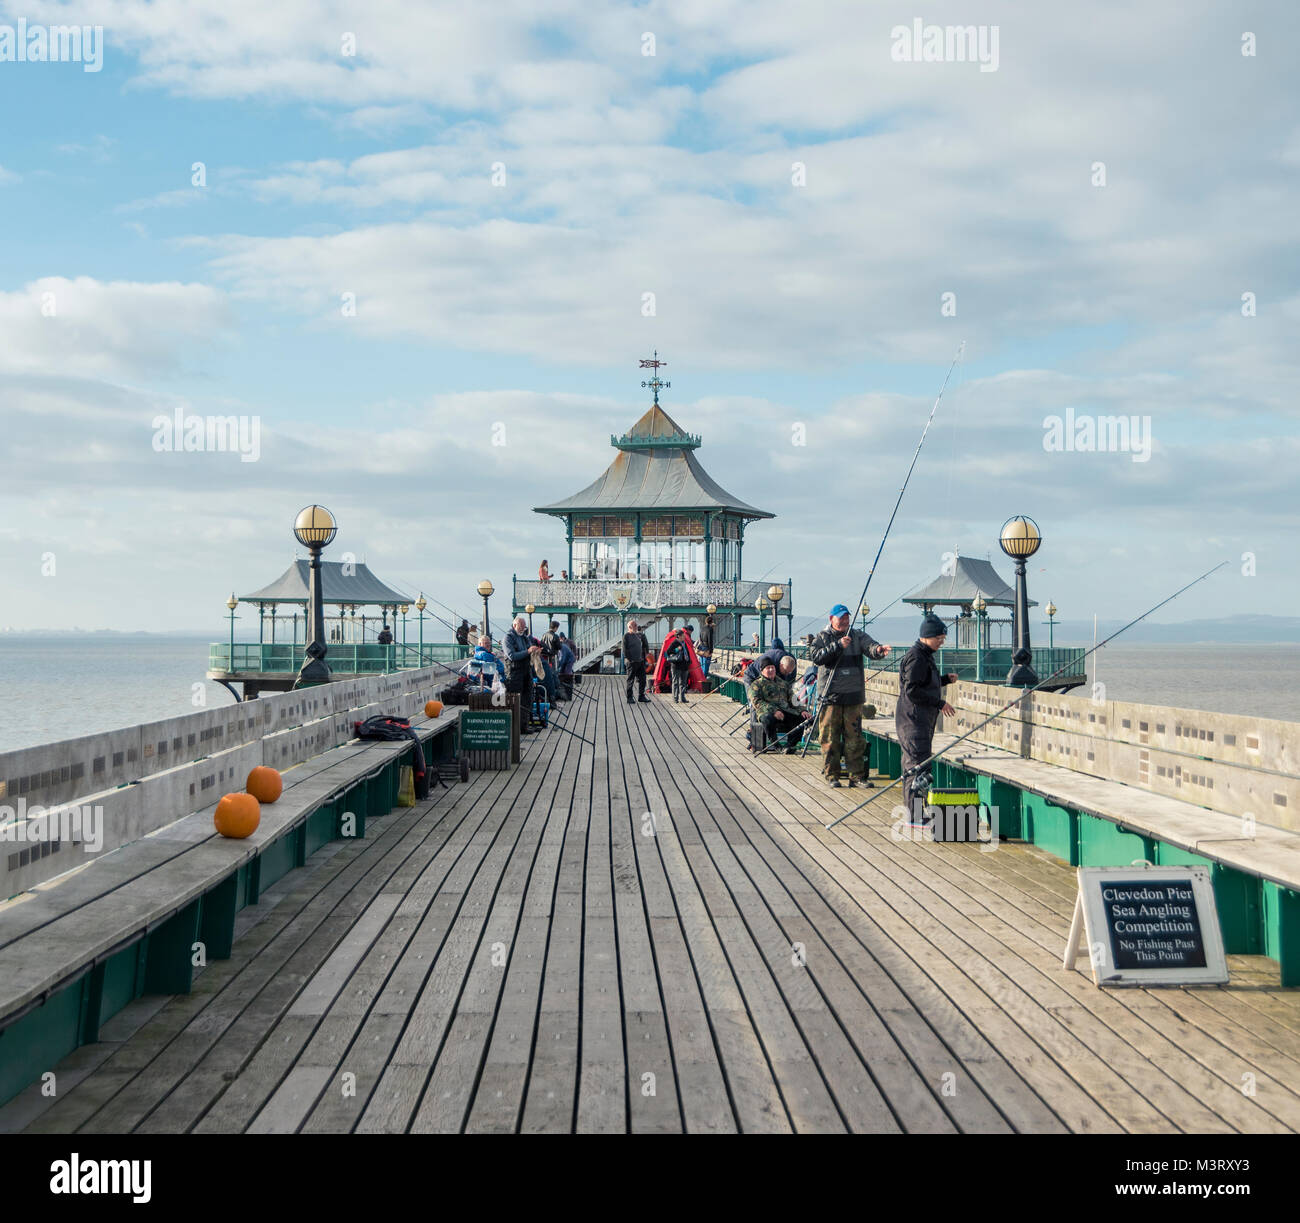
[851,342,964,622]
[801,343,965,757]
[823,560,1230,830]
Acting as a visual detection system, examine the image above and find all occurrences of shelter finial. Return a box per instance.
[639,350,670,406]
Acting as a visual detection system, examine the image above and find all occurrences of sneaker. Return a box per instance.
[638,696,651,703]
[827,777,842,788]
[846,778,857,788]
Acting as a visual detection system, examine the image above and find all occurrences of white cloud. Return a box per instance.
[0,278,233,379]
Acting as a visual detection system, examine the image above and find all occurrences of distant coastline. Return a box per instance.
[4,614,1299,645]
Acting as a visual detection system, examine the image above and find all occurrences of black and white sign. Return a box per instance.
[1063,865,1228,986]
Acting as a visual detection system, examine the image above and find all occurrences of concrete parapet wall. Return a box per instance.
[710,647,1300,833]
[0,665,448,897]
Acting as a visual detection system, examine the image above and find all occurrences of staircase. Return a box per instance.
[576,616,662,672]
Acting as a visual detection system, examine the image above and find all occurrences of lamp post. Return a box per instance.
[972,594,987,683]
[526,603,535,636]
[400,603,409,668]
[1043,601,1057,649]
[226,594,238,670]
[416,594,427,665]
[755,595,769,651]
[999,515,1041,687]
[477,579,494,640]
[859,602,870,631]
[767,584,784,648]
[292,504,337,689]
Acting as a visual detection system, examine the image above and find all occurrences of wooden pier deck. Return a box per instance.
[12,676,1300,1135]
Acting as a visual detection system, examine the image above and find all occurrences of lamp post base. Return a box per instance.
[293,660,332,688]
[293,641,332,689]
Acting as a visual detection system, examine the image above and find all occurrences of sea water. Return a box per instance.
[0,636,1295,755]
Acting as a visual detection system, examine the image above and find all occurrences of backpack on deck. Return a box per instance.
[354,714,432,798]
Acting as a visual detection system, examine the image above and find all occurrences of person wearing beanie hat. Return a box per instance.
[896,612,959,824]
[807,604,892,788]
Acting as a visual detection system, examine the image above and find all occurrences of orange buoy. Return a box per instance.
[214,792,261,839]
[424,700,444,719]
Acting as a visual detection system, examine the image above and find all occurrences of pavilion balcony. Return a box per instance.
[208,641,469,679]
[512,577,791,614]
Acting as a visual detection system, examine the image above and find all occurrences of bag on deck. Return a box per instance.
[397,765,416,807]
[355,714,430,800]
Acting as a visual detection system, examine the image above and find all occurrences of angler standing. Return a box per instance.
[506,615,544,733]
[807,603,891,788]
[623,618,651,704]
[896,613,958,820]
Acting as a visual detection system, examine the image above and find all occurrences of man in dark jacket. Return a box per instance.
[807,603,891,788]
[698,614,716,677]
[455,619,471,648]
[896,612,959,818]
[623,619,651,704]
[556,634,576,699]
[505,615,544,732]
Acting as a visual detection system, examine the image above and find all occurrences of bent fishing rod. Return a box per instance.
[823,560,1230,830]
[801,342,965,756]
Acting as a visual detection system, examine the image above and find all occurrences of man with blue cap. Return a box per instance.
[807,603,891,787]
[896,612,959,823]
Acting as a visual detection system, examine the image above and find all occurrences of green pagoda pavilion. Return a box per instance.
[515,357,792,666]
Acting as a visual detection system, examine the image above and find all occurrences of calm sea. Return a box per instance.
[0,637,1295,754]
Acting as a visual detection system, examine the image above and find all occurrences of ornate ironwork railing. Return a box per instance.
[208,642,468,675]
[513,578,789,612]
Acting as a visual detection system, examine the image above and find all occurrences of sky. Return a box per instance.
[0,0,1296,639]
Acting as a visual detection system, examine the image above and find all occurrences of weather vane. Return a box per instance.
[639,351,670,406]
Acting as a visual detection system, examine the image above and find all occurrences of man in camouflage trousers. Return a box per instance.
[807,603,891,787]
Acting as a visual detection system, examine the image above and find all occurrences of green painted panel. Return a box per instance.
[978,776,1022,840]
[1078,813,1153,867]
[0,978,86,1106]
[199,874,239,962]
[99,941,142,1021]
[258,831,297,891]
[1263,884,1300,987]
[1023,792,1078,864]
[143,899,200,995]
[305,803,335,857]
[1154,843,1262,956]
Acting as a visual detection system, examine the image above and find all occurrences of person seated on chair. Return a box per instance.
[464,634,507,690]
[750,658,810,754]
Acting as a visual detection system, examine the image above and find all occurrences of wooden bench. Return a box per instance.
[859,719,1300,983]
[0,709,461,1106]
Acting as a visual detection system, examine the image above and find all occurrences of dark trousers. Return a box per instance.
[763,711,808,750]
[898,707,939,797]
[626,660,647,701]
[671,664,690,701]
[510,671,534,728]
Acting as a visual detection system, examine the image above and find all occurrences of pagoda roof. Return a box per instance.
[901,555,1036,609]
[535,404,773,519]
[241,560,414,606]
